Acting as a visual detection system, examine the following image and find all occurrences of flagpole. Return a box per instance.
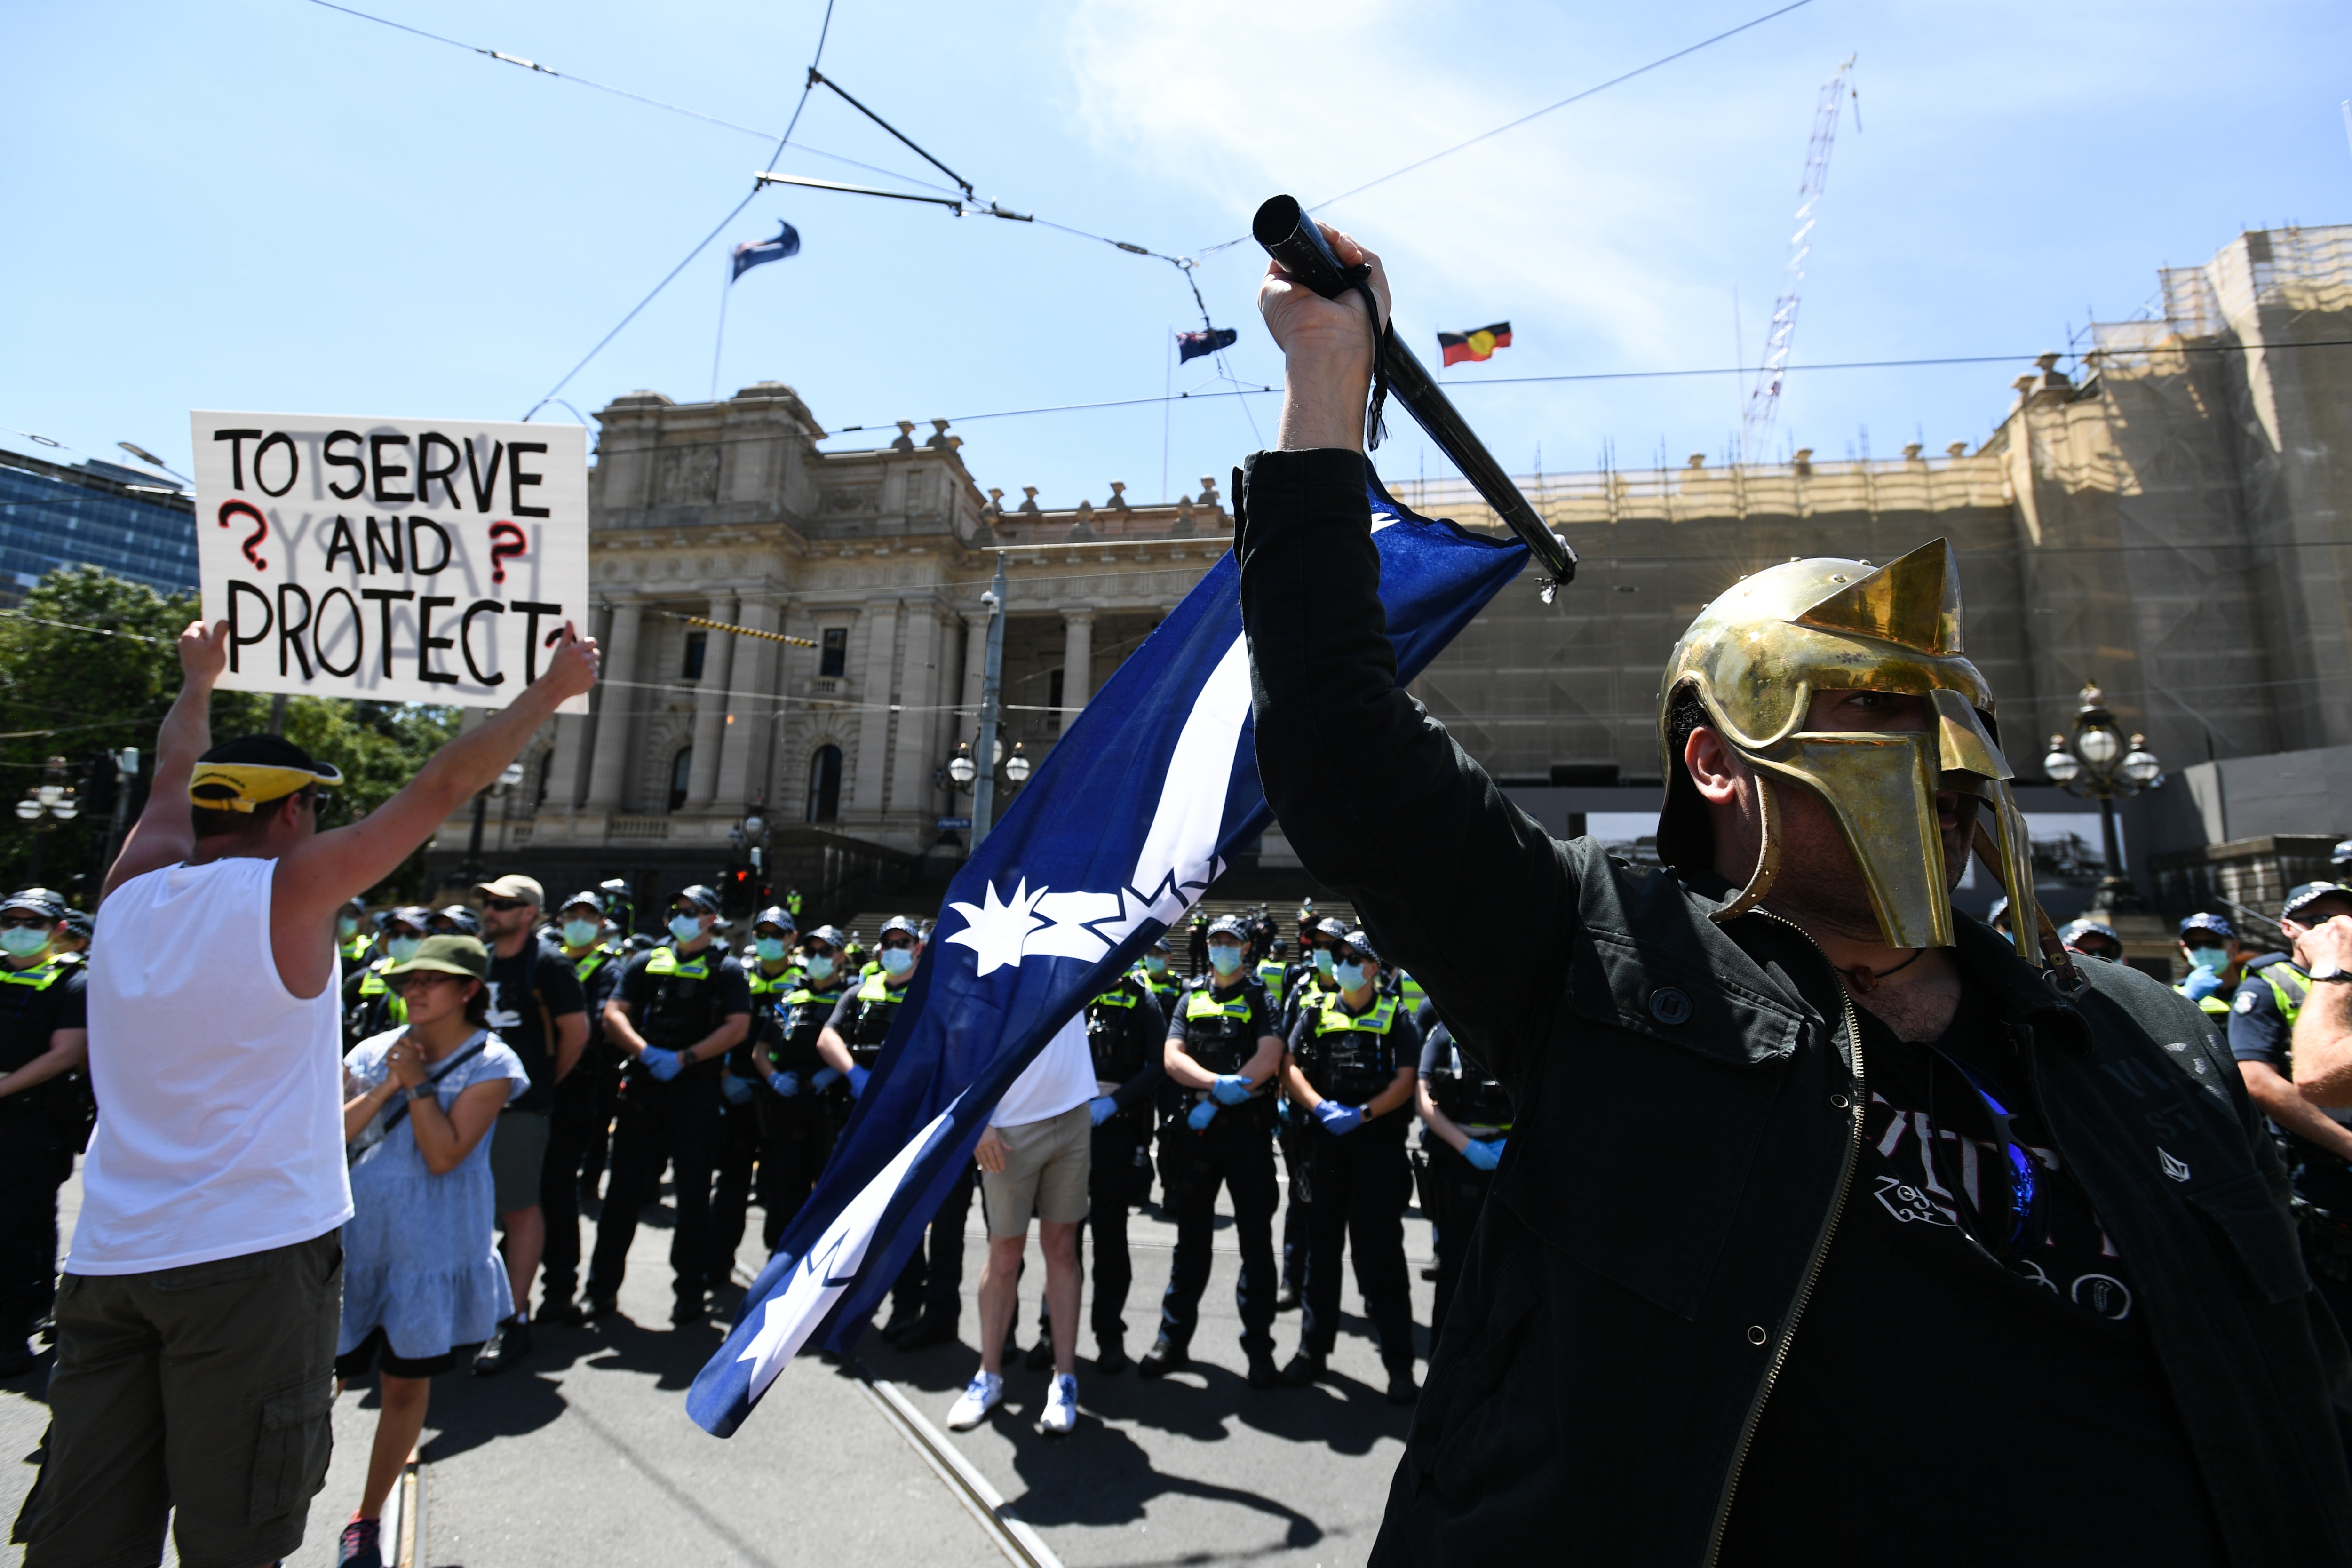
[969,553,1007,846]
[710,264,732,404]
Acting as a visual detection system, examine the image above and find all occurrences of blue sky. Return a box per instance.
[8,0,2351,508]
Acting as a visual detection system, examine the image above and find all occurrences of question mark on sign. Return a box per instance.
[487,522,527,585]
[219,500,268,571]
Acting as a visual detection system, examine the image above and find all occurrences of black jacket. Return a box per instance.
[1234,447,2352,1566]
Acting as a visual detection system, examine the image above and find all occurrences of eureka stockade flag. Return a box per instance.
[689,460,1528,1436]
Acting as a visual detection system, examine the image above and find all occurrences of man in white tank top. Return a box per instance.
[15,617,596,1568]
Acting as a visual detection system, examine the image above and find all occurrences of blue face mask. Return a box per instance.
[0,928,51,960]
[1312,948,1336,977]
[669,914,704,944]
[1208,944,1243,977]
[2186,946,2228,972]
[1334,960,1374,991]
[1144,954,1168,974]
[385,935,423,965]
[337,915,359,940]
[755,936,790,963]
[879,947,914,977]
[803,953,836,983]
[560,920,601,949]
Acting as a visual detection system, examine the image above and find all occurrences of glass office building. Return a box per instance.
[0,446,198,606]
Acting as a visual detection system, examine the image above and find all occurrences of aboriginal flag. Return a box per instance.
[1438,322,1512,366]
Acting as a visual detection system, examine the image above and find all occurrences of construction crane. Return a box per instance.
[1741,54,1859,462]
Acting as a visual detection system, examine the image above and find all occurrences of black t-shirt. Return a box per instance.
[0,957,88,1074]
[1721,987,2224,1564]
[484,938,588,1113]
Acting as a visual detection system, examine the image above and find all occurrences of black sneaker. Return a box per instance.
[893,1316,959,1352]
[337,1517,383,1568]
[1279,1352,1325,1387]
[580,1292,619,1322]
[537,1297,586,1327]
[1386,1369,1421,1405]
[671,1296,708,1327]
[1136,1338,1188,1379]
[877,1304,923,1341]
[1245,1351,1281,1390]
[1024,1337,1055,1372]
[1095,1339,1129,1376]
[1274,1282,1301,1313]
[472,1316,532,1376]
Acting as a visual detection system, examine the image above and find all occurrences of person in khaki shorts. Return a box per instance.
[945,1012,1099,1437]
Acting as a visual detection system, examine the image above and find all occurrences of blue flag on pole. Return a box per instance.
[1177,326,1240,364]
[731,221,802,281]
[687,464,1527,1438]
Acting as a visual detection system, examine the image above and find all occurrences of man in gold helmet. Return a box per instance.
[1235,225,2352,1566]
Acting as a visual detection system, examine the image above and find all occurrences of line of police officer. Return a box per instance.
[332,884,1505,1394]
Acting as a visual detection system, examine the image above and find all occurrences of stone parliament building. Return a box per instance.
[432,224,2352,927]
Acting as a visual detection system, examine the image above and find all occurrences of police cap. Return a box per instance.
[435,905,481,935]
[1206,915,1249,941]
[387,905,434,931]
[2057,917,2119,950]
[879,915,922,941]
[559,891,604,916]
[1984,896,2010,929]
[754,905,797,933]
[803,924,849,951]
[2177,912,2234,941]
[2282,882,2352,925]
[1150,931,1172,952]
[2335,838,2352,869]
[673,884,723,915]
[1338,927,1381,964]
[1314,916,1350,942]
[0,889,63,920]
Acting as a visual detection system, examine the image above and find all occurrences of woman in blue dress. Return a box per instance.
[336,935,526,1568]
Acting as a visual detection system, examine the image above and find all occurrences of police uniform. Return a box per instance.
[341,955,407,1050]
[0,942,87,1353]
[540,934,623,1313]
[755,962,850,1250]
[826,945,976,1340]
[1186,911,1208,979]
[586,939,752,1316]
[1287,979,1420,1383]
[1150,969,1283,1371]
[1277,945,1342,1307]
[2228,950,2352,1322]
[1416,1018,1512,1345]
[1054,970,1165,1363]
[709,953,801,1281]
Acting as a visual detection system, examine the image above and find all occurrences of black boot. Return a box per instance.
[1279,1351,1326,1387]
[1137,1337,1189,1378]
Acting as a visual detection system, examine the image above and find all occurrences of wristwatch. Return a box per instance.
[406,1083,435,1103]
[2311,968,2352,984]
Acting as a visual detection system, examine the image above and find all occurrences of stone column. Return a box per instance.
[715,597,778,809]
[889,605,940,827]
[848,600,899,819]
[961,612,990,727]
[584,601,643,808]
[1060,608,1096,719]
[538,606,604,810]
[686,595,737,806]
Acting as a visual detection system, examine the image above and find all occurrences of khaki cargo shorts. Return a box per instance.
[980,1102,1093,1235]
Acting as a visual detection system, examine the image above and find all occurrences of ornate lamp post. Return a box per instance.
[14,756,80,884]
[2041,684,2162,915]
[942,730,1030,804]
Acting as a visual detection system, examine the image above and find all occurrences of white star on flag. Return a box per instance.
[943,877,1049,975]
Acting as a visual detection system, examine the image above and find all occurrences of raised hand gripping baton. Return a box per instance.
[1253,194,1577,598]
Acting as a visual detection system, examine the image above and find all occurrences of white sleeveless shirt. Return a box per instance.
[73,856,354,1273]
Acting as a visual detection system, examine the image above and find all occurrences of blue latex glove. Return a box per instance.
[1314,1100,1363,1135]
[1462,1137,1503,1172]
[768,1070,801,1098]
[1210,1074,1253,1106]
[1186,1098,1218,1131]
[1088,1096,1117,1127]
[811,1067,842,1090]
[2179,965,2224,1002]
[639,1047,683,1082]
[720,1072,753,1105]
[847,1065,872,1098]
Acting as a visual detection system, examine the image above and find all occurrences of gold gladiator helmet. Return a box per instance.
[1654,539,2042,963]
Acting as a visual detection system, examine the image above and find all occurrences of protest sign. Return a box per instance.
[190,410,590,713]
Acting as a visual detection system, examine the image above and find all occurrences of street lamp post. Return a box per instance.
[458,762,527,885]
[970,553,1009,848]
[14,755,81,884]
[2041,684,2163,915]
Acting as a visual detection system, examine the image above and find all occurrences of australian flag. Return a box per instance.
[1177,326,1240,364]
[687,461,1528,1437]
[731,221,802,282]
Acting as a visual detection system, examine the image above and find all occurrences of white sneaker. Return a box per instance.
[946,1371,1002,1431]
[1040,1373,1078,1436]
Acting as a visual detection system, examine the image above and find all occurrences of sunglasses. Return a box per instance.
[482,897,533,912]
[390,971,467,993]
[0,915,53,930]
[880,936,916,950]
[1922,1047,2047,1263]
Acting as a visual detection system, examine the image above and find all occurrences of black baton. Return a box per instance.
[1253,195,1576,596]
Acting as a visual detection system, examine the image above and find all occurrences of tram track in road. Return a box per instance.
[854,1362,1066,1568]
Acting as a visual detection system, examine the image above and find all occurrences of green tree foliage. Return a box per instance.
[0,566,456,904]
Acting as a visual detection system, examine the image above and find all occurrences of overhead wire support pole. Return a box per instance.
[1741,53,1856,461]
[805,68,975,199]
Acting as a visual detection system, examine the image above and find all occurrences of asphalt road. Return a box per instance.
[3,1158,1436,1567]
